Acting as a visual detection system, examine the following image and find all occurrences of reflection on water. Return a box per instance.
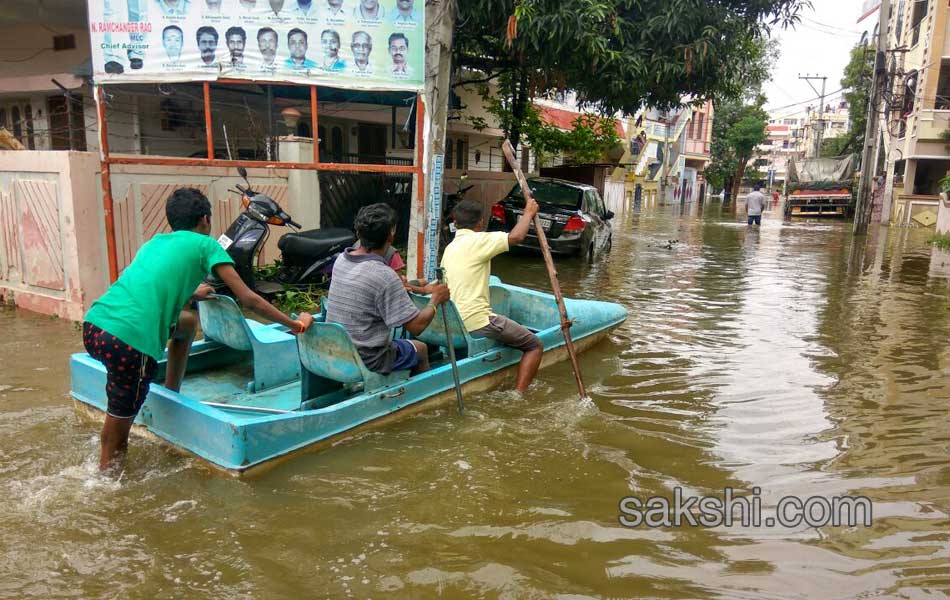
[1,203,949,598]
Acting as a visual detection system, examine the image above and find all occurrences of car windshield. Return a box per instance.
[508,180,583,209]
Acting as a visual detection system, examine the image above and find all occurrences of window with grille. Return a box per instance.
[24,105,35,149]
[456,139,466,170]
[11,107,21,140]
[445,137,454,168]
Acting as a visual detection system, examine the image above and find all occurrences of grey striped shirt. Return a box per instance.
[326,249,419,371]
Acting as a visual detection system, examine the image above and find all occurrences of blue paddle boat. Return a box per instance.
[70,278,627,475]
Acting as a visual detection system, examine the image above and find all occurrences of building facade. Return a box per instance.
[618,101,714,205]
[800,101,851,159]
[877,0,950,227]
[755,122,801,191]
[754,101,851,191]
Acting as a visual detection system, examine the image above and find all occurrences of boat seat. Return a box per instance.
[198,295,300,393]
[489,285,511,317]
[407,293,499,358]
[296,322,411,401]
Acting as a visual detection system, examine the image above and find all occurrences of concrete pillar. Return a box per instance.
[881,157,896,223]
[905,159,918,196]
[937,194,950,235]
[413,0,457,280]
[278,136,320,230]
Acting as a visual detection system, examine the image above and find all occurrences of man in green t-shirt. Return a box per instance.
[83,188,314,472]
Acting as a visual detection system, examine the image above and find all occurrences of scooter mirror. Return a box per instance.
[237,167,248,180]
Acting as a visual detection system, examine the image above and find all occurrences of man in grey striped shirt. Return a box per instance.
[326,203,450,374]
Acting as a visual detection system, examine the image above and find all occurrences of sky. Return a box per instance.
[763,0,878,119]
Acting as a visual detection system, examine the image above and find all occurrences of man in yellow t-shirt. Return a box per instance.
[441,196,543,392]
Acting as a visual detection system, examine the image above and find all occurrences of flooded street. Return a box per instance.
[2,202,950,599]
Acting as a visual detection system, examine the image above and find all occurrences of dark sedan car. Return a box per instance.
[488,177,614,259]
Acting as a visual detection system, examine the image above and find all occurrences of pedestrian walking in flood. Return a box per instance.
[746,183,767,226]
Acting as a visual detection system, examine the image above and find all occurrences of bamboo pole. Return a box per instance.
[500,140,588,400]
[203,82,214,160]
[436,267,464,413]
[96,85,119,283]
[310,85,319,164]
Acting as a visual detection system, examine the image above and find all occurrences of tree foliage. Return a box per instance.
[550,114,622,165]
[703,36,776,198]
[453,0,808,150]
[820,135,851,158]
[838,43,874,153]
[469,80,621,166]
[705,97,769,198]
[807,44,873,160]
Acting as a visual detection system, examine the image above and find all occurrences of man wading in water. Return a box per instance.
[746,182,767,226]
[82,188,313,472]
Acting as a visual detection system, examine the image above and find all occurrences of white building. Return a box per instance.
[755,100,851,188]
[800,100,851,158]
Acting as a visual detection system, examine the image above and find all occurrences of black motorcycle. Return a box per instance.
[213,167,355,297]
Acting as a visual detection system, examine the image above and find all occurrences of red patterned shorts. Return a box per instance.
[82,322,158,419]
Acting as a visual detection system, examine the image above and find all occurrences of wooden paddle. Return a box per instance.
[500,139,588,400]
[435,267,465,414]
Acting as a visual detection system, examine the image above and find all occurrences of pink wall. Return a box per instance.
[684,100,714,157]
[106,162,294,272]
[0,151,106,320]
[0,152,301,320]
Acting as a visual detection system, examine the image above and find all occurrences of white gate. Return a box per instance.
[604,179,627,214]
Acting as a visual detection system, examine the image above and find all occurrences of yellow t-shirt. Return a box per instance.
[440,229,509,331]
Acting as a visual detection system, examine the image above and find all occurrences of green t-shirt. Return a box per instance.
[85,230,234,360]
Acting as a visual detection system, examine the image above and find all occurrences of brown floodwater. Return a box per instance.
[2,202,949,599]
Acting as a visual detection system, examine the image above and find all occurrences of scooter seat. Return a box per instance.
[279,228,356,260]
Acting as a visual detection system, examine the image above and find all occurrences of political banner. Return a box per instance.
[87,0,424,90]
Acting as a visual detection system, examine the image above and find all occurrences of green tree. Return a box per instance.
[706,98,769,200]
[836,43,875,154]
[704,37,776,200]
[820,135,851,158]
[453,0,807,151]
[470,84,621,166]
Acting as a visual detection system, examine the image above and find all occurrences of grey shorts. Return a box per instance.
[471,315,541,352]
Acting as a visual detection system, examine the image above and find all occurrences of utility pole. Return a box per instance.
[854,0,890,235]
[799,74,828,157]
[411,0,457,279]
[767,149,776,194]
[659,110,671,203]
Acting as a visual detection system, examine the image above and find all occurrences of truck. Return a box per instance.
[784,156,855,218]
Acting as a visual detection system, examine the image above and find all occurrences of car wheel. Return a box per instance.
[587,243,595,263]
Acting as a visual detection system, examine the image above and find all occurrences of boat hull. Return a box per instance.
[72,328,613,476]
[70,283,626,476]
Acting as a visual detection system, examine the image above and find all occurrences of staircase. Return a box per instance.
[635,141,657,176]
